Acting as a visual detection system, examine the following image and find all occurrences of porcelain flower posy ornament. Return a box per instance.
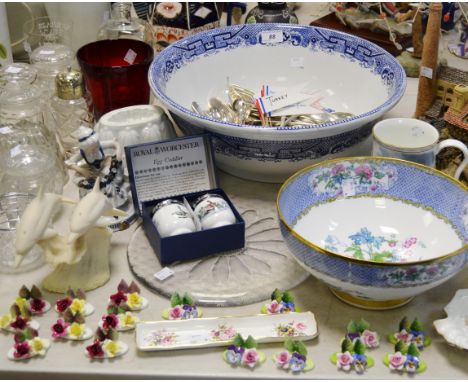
[261,288,299,314]
[273,339,314,373]
[55,288,94,317]
[345,319,379,349]
[331,337,374,374]
[15,285,51,315]
[107,279,148,312]
[51,308,92,341]
[85,327,128,359]
[162,292,202,320]
[223,334,266,369]
[0,303,40,333]
[388,317,431,349]
[7,327,51,361]
[384,340,427,373]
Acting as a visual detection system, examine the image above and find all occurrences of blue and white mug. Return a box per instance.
[372,118,468,179]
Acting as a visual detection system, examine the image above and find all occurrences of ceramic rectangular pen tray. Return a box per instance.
[136,312,318,351]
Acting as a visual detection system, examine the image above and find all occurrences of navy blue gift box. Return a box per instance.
[125,134,245,265]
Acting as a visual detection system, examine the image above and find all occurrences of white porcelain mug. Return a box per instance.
[193,194,236,230]
[152,199,196,237]
[372,118,468,179]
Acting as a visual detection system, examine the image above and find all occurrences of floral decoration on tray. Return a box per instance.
[344,318,379,349]
[331,337,374,374]
[388,317,431,349]
[51,309,92,341]
[15,285,50,315]
[85,327,128,359]
[0,303,40,333]
[161,292,202,320]
[55,288,94,317]
[260,288,300,314]
[7,327,50,361]
[107,279,148,312]
[211,324,237,342]
[223,334,266,369]
[273,339,314,373]
[275,321,308,337]
[383,340,427,373]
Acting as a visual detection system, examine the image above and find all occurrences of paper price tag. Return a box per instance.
[124,49,137,65]
[5,66,22,74]
[420,66,433,79]
[154,267,174,281]
[290,57,304,68]
[260,30,283,44]
[39,50,55,55]
[342,179,356,197]
[256,84,315,115]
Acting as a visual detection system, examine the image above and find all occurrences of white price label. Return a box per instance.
[420,66,433,79]
[260,30,283,44]
[124,49,137,65]
[154,267,174,281]
[5,66,22,74]
[342,179,356,197]
[39,50,55,55]
[256,83,314,115]
[290,57,304,68]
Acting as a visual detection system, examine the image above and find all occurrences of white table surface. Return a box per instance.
[1,5,467,379]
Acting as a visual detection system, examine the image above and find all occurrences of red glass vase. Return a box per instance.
[77,39,154,120]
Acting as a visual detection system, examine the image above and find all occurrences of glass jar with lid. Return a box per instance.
[0,62,37,90]
[97,2,151,43]
[50,67,92,156]
[30,43,74,97]
[0,120,67,196]
[0,82,43,124]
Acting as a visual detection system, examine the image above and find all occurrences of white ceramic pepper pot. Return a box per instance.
[193,194,236,230]
[152,199,196,237]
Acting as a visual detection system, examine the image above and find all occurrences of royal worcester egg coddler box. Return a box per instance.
[125,134,245,264]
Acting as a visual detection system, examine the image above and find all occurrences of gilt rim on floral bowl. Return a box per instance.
[277,156,468,268]
[148,23,406,137]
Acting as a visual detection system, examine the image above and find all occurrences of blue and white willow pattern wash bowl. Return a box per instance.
[149,24,406,183]
[277,157,467,309]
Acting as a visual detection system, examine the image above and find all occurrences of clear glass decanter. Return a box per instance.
[97,2,151,43]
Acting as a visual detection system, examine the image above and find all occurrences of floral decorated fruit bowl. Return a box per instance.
[277,157,467,309]
[149,24,405,183]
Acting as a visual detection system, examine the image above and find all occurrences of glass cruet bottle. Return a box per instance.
[50,67,92,157]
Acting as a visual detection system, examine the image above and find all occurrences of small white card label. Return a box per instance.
[124,49,137,65]
[256,84,314,115]
[342,179,356,197]
[39,50,55,55]
[420,66,433,79]
[154,267,174,281]
[290,57,304,68]
[260,30,283,44]
[5,66,22,74]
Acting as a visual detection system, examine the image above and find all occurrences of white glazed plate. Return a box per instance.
[434,289,468,350]
[136,311,318,351]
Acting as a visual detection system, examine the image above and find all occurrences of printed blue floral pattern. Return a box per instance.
[309,161,397,197]
[324,228,426,263]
